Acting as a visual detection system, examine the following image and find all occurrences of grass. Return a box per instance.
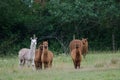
[0,51,120,80]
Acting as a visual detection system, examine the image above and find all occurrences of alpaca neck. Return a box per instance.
[29,43,36,59]
[39,49,43,54]
[43,48,48,56]
[38,49,43,57]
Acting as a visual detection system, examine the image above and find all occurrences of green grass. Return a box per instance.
[0,51,120,80]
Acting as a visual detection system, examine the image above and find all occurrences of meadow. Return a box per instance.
[0,51,120,80]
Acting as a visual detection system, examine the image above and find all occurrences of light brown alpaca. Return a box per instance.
[34,44,43,70]
[69,39,83,52]
[69,38,88,59]
[81,38,88,58]
[71,44,82,69]
[41,41,53,69]
[69,39,83,69]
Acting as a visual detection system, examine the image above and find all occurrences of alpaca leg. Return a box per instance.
[77,62,80,69]
[42,62,44,69]
[31,59,34,65]
[48,62,50,68]
[26,60,31,67]
[46,62,49,68]
[75,63,77,69]
[20,59,25,67]
[49,60,52,68]
[73,61,77,69]
[19,59,23,68]
[38,62,40,70]
[44,62,47,69]
[39,62,42,69]
[44,62,48,69]
[35,61,39,70]
[74,65,77,69]
[31,60,35,70]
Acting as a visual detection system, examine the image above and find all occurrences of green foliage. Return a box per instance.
[0,0,120,55]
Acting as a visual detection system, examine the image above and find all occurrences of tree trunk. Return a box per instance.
[73,34,75,40]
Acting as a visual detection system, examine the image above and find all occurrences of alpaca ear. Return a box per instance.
[30,37,32,40]
[46,40,48,44]
[85,38,88,42]
[82,38,84,40]
[35,37,37,40]
[33,34,36,39]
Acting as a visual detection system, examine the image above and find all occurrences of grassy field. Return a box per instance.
[0,51,120,80]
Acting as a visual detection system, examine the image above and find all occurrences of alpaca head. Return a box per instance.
[43,41,48,49]
[39,44,43,51]
[82,38,88,45]
[30,37,37,46]
[30,35,37,48]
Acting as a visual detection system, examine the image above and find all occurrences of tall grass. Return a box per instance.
[0,51,120,80]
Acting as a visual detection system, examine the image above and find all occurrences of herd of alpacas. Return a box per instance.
[18,35,88,70]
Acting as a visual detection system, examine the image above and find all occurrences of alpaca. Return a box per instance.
[69,39,83,52]
[69,38,88,59]
[34,44,43,70]
[41,41,53,69]
[81,38,88,58]
[18,35,37,70]
[71,44,82,69]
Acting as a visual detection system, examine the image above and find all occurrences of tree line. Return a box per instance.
[0,0,120,55]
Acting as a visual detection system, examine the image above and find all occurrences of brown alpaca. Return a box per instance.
[41,41,53,69]
[69,39,83,52]
[34,44,43,70]
[81,38,88,58]
[71,44,82,69]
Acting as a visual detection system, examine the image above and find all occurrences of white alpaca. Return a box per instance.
[18,35,37,70]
